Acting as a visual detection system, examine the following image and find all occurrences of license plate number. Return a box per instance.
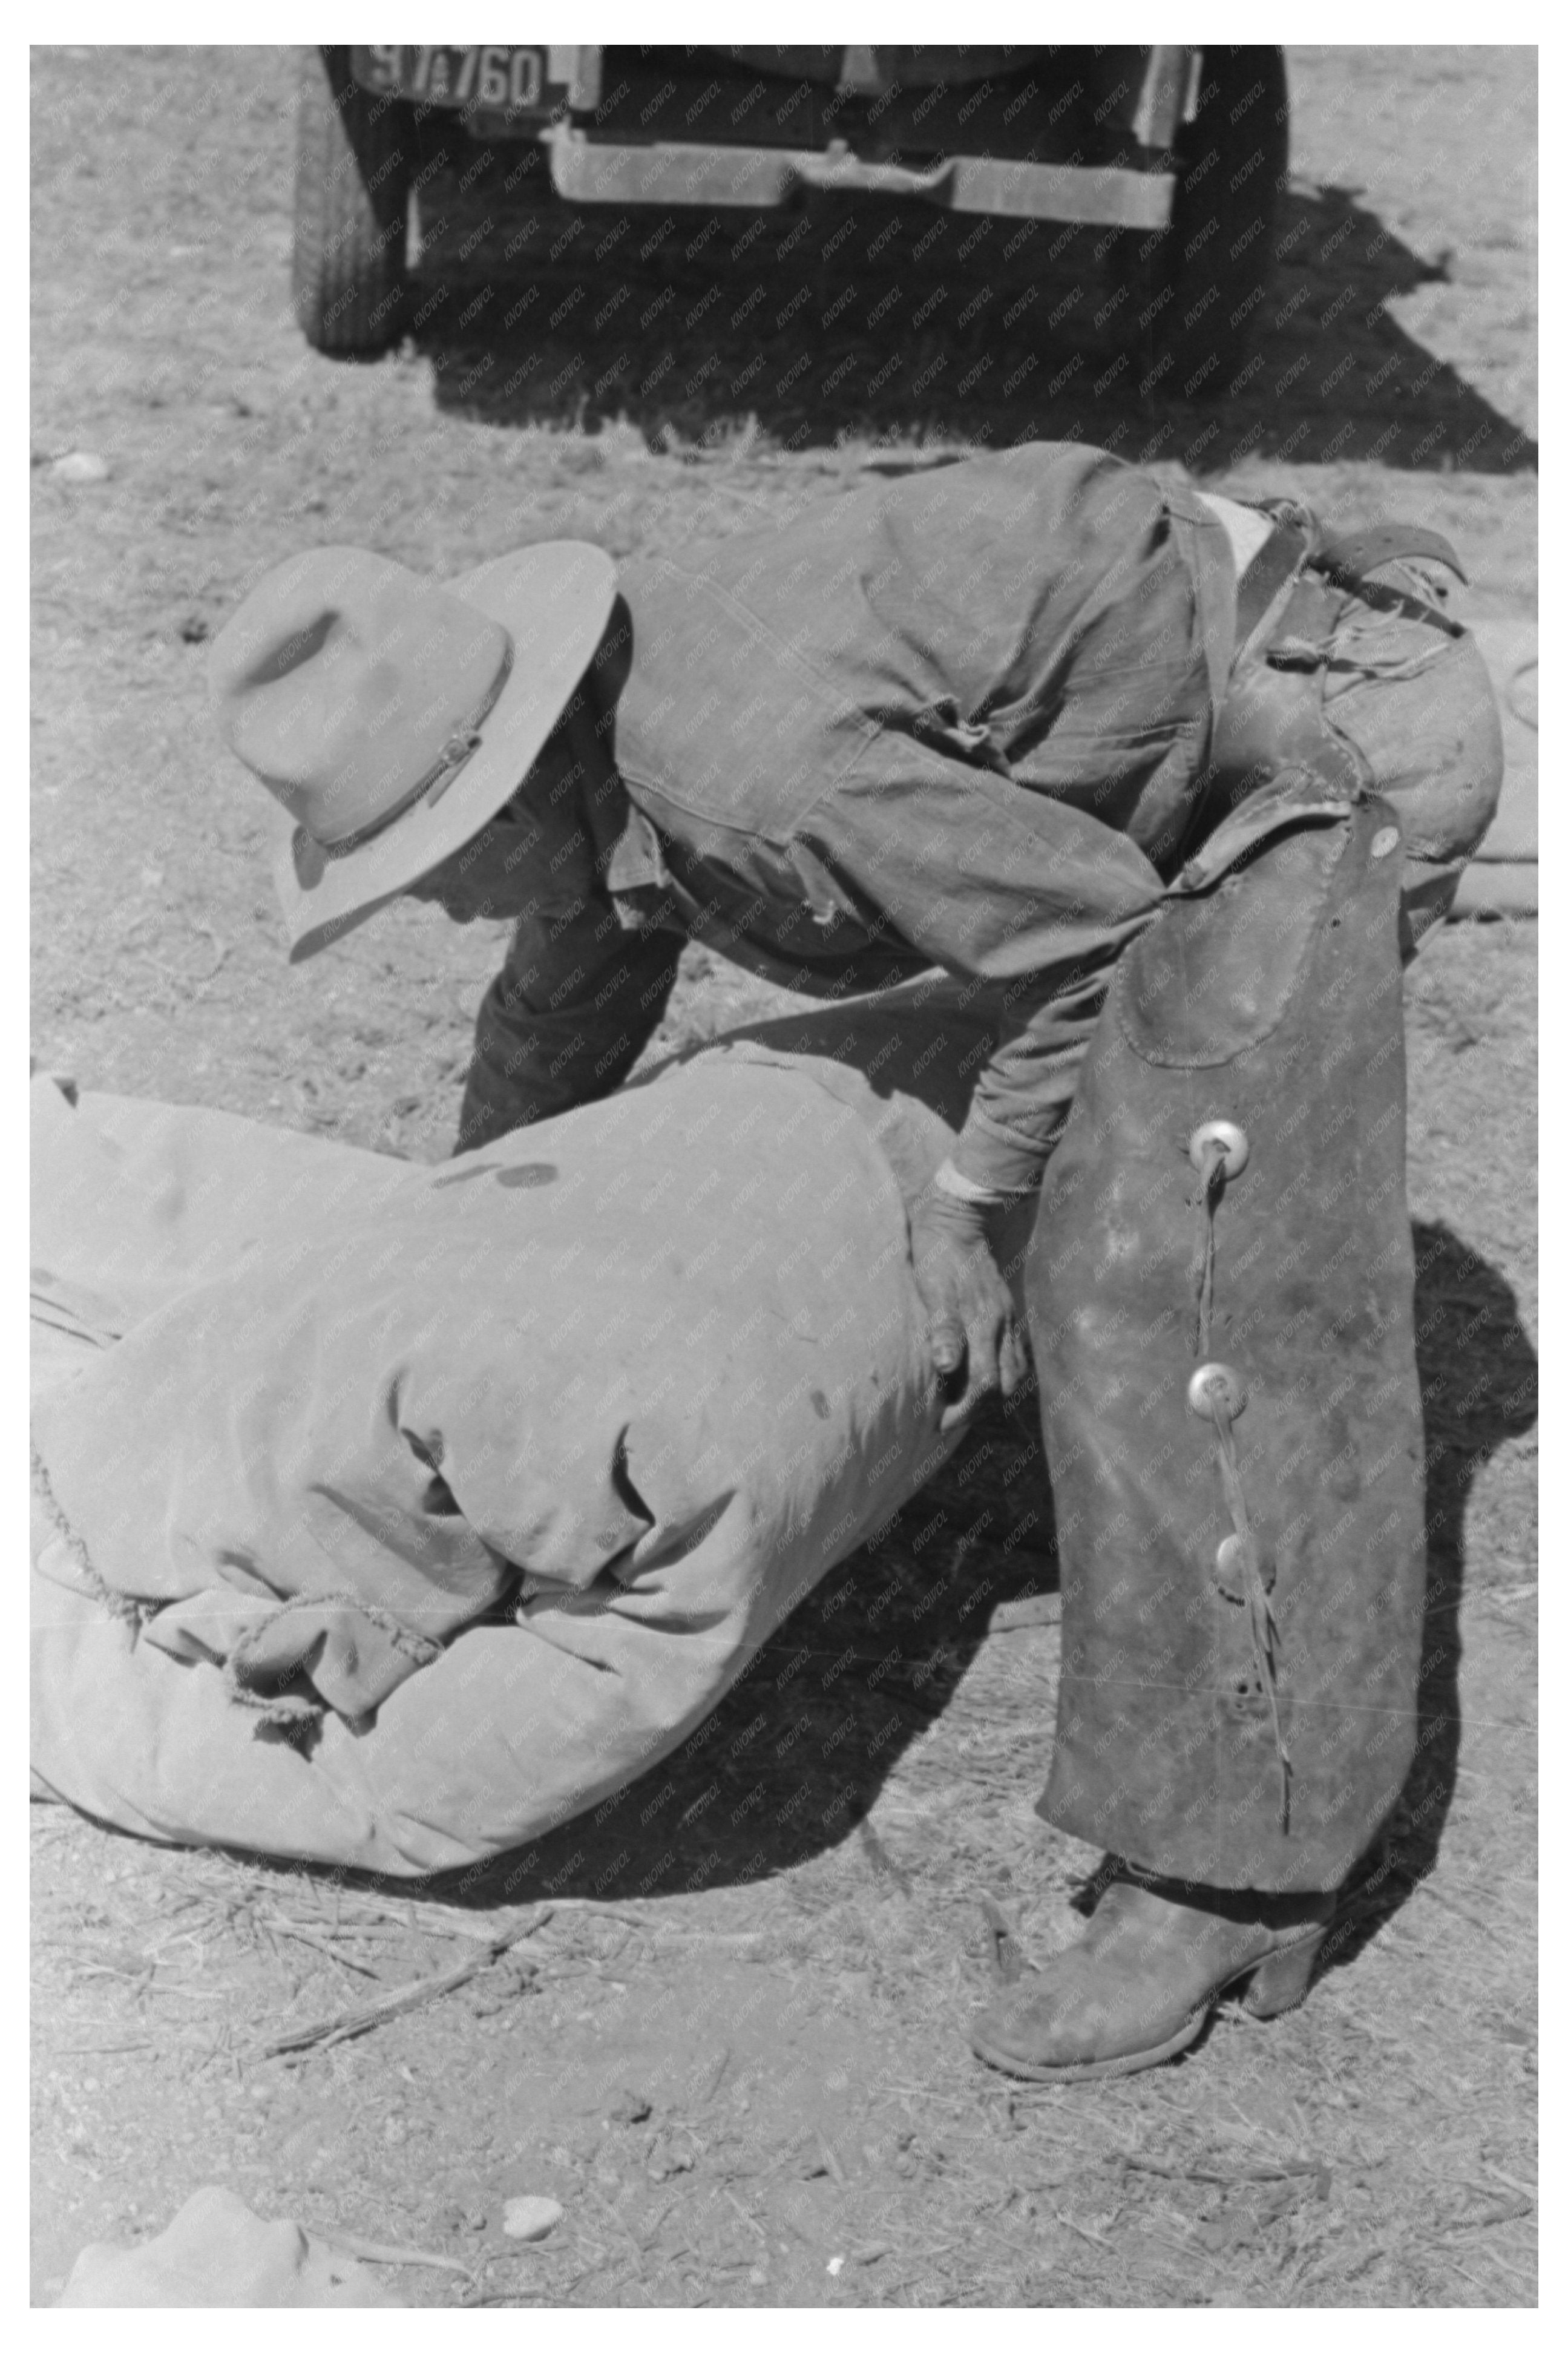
[354,45,560,116]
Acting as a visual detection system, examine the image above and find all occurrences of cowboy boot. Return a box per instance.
[969,1872,1335,2082]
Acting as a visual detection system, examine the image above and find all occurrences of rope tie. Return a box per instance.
[1192,1134,1227,1358]
[30,1437,145,1629]
[1208,1391,1292,1835]
[1184,1112,1287,1835]
[225,1589,442,1725]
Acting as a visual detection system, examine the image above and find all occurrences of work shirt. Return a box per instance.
[460,442,1238,1186]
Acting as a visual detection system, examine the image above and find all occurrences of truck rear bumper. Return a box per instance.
[543,125,1174,231]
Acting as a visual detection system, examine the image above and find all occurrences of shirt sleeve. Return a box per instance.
[802,749,1169,1194]
[456,769,684,1155]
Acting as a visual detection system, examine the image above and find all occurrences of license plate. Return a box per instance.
[352,45,568,119]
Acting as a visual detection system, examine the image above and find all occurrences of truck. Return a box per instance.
[293,44,1288,401]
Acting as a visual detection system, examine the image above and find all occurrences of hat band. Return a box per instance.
[313,643,515,861]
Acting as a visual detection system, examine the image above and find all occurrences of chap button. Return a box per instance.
[1215,1529,1275,1599]
[1187,1118,1250,1178]
[1187,1363,1247,1422]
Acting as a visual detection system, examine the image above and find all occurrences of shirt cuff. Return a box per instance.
[932,1158,1011,1209]
[948,1121,1051,1200]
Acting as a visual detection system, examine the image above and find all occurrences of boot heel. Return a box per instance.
[1242,1930,1326,2020]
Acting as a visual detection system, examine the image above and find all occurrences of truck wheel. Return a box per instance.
[292,47,415,356]
[1139,47,1289,401]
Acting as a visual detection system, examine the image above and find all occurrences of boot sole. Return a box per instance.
[970,2006,1209,2083]
[968,1931,1325,2084]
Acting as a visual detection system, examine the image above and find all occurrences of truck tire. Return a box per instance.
[292,47,415,356]
[1140,47,1289,401]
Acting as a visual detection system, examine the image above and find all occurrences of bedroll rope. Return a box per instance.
[30,1437,145,1629]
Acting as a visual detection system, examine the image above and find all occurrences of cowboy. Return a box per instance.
[211,441,1501,2079]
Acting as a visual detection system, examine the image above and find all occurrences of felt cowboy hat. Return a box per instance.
[209,540,617,962]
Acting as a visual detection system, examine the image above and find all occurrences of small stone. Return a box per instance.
[50,451,110,484]
[383,2116,407,2148]
[608,2088,652,2124]
[462,2208,488,2234]
[502,2196,562,2242]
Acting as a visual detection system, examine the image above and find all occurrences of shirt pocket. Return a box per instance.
[617,568,880,848]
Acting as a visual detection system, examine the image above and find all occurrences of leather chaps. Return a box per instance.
[1029,777,1429,1892]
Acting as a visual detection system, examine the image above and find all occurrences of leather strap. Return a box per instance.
[1163,485,1239,750]
[1230,512,1468,673]
[1233,522,1310,651]
[314,643,515,859]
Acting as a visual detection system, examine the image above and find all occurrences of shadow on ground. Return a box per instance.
[441,1383,1057,1912]
[1328,1218,1538,1967]
[424,1215,1536,1917]
[408,169,1536,474]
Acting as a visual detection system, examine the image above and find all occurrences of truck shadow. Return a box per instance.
[412,168,1535,473]
[440,1215,1536,1914]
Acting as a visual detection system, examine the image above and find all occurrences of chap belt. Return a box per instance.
[1204,511,1471,797]
[1232,510,1468,656]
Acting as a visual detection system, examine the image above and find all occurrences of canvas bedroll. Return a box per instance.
[30,987,1031,1877]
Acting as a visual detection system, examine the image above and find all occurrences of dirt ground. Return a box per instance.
[31,46,1537,2308]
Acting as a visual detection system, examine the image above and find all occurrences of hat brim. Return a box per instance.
[274,542,617,963]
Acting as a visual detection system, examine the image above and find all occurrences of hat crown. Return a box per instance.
[210,548,513,847]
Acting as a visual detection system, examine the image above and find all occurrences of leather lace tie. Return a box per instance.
[1184,1115,1291,1834]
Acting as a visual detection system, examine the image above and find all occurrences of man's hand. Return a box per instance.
[910,1186,1029,1432]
